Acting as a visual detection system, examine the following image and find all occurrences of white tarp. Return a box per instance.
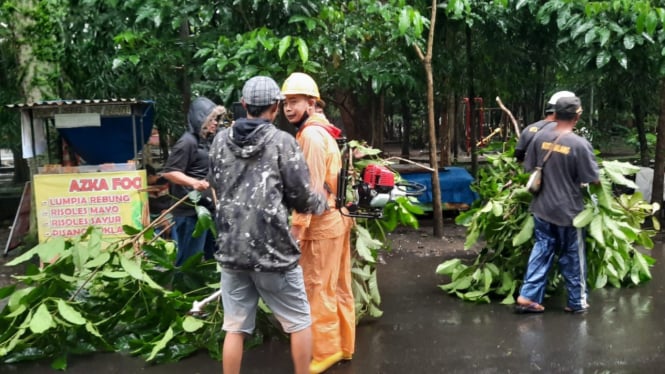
[54,113,101,128]
[635,167,665,202]
[21,111,47,159]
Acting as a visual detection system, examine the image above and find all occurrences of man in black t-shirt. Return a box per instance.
[516,96,599,314]
[162,97,218,266]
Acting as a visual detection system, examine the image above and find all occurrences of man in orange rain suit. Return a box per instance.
[282,72,355,374]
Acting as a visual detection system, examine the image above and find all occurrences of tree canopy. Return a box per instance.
[1,0,665,193]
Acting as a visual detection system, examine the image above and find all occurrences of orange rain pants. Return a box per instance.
[292,114,356,371]
[299,214,354,364]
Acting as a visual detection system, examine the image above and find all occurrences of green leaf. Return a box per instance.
[6,237,63,266]
[584,28,596,45]
[589,215,605,246]
[596,50,611,68]
[573,208,594,228]
[30,304,54,334]
[296,38,309,64]
[462,290,490,302]
[500,294,515,305]
[6,304,27,318]
[491,201,503,216]
[435,259,461,275]
[368,303,383,318]
[183,316,204,332]
[623,34,635,50]
[482,267,492,292]
[594,272,608,288]
[51,355,67,371]
[84,252,111,268]
[56,299,87,325]
[8,286,35,311]
[512,215,534,247]
[193,206,214,238]
[354,226,382,262]
[598,28,611,47]
[398,9,409,34]
[0,284,16,299]
[120,255,144,281]
[0,326,26,355]
[351,266,371,278]
[101,270,129,279]
[368,270,381,304]
[86,322,103,338]
[188,190,202,204]
[278,36,292,59]
[147,327,174,361]
[613,50,628,69]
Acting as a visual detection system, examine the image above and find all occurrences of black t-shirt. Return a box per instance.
[515,120,555,162]
[163,132,212,216]
[524,127,599,226]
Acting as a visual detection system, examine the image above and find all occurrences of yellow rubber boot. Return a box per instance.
[310,351,343,374]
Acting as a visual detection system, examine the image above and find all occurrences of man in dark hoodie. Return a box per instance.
[162,96,218,266]
[209,76,327,374]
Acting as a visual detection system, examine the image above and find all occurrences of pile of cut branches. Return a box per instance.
[0,143,421,369]
[437,154,660,304]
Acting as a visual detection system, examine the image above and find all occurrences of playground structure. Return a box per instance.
[463,97,516,153]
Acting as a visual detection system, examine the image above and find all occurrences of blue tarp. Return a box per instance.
[58,102,154,165]
[401,167,478,206]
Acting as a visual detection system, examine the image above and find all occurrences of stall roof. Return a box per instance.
[6,99,153,119]
[7,99,155,165]
[6,98,150,108]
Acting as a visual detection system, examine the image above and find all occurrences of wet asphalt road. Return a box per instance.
[4,242,665,373]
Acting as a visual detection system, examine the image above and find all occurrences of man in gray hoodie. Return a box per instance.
[209,76,327,374]
[162,96,218,266]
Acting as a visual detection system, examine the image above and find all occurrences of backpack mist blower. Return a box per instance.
[335,138,426,219]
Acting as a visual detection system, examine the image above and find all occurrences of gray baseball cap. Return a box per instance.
[242,76,285,106]
[555,96,583,116]
[545,90,575,114]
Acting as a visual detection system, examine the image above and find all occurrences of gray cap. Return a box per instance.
[242,76,285,106]
[555,96,583,116]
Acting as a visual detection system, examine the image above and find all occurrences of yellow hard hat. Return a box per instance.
[281,72,320,99]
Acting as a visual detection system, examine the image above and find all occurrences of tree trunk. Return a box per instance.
[16,0,55,103]
[375,93,385,150]
[333,88,373,142]
[466,26,478,177]
[440,95,450,166]
[11,149,30,183]
[414,0,444,237]
[652,78,665,218]
[447,92,457,163]
[401,101,412,158]
[633,102,649,166]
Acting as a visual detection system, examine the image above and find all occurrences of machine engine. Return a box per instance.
[335,137,425,219]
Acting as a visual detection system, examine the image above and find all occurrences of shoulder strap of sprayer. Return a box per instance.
[335,137,349,210]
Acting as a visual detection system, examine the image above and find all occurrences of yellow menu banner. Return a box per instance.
[34,170,149,242]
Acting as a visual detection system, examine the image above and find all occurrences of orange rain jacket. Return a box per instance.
[292,113,355,367]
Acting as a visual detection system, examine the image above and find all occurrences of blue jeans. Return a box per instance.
[172,215,208,266]
[519,215,588,310]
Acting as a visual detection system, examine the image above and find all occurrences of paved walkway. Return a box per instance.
[6,242,665,373]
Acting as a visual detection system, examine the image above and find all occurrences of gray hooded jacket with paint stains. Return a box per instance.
[209,118,327,271]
